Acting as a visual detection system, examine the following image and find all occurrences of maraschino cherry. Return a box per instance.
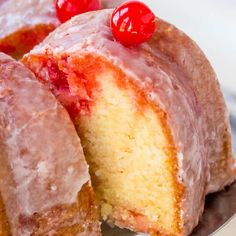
[55,0,101,23]
[111,1,156,46]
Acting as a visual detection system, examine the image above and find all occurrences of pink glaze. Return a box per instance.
[0,0,59,39]
[0,53,90,235]
[25,9,235,235]
[0,0,121,41]
[0,0,123,42]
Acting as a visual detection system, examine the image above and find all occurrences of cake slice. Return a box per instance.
[0,0,59,58]
[0,53,101,236]
[23,9,235,236]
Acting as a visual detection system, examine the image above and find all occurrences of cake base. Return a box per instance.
[0,183,100,236]
[0,194,10,236]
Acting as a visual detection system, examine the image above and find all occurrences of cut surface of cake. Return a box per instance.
[0,53,101,236]
[0,0,59,58]
[23,9,235,236]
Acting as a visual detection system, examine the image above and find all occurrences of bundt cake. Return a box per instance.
[23,9,235,236]
[0,0,58,58]
[0,53,101,235]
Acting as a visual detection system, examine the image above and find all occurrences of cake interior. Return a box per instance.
[24,55,183,235]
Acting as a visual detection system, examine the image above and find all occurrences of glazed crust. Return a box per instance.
[0,194,10,235]
[20,183,101,236]
[0,184,101,236]
[0,0,59,58]
[23,9,235,235]
[0,53,100,235]
[149,18,235,194]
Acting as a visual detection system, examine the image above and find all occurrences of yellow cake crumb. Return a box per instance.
[77,70,181,234]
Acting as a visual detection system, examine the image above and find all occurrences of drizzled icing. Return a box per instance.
[26,9,235,235]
